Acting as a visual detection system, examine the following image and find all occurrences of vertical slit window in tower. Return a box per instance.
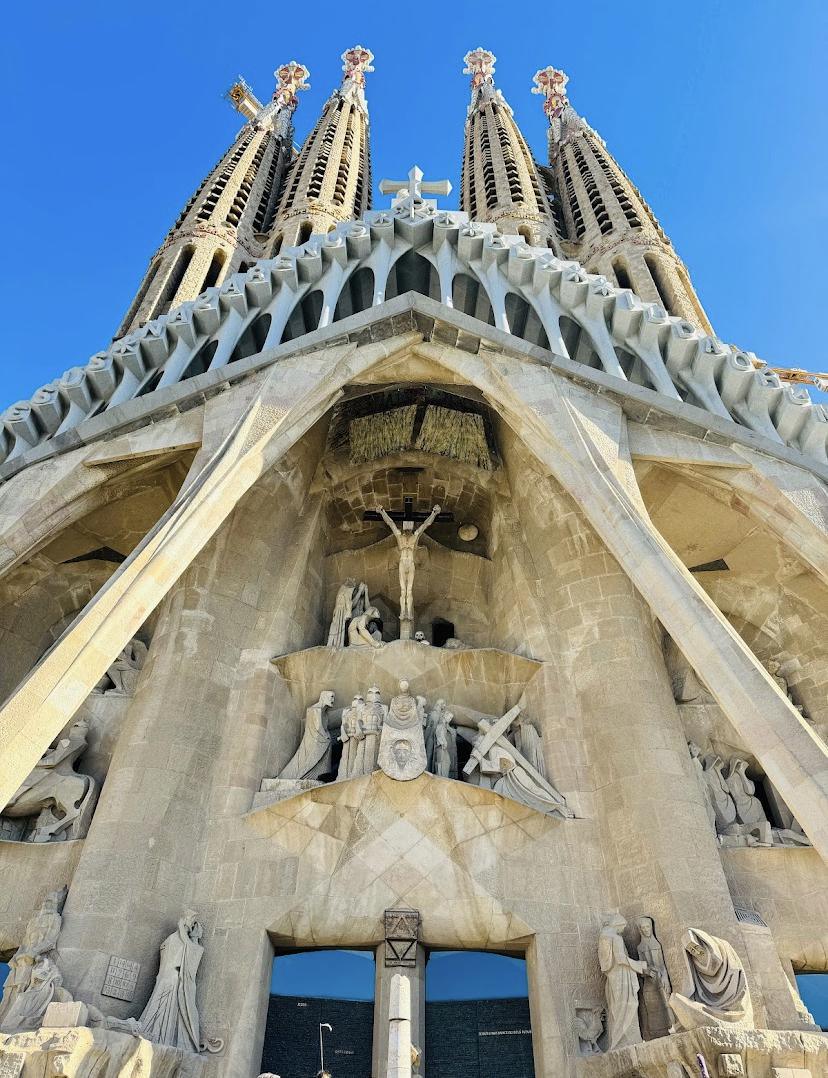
[560,150,585,239]
[589,140,642,229]
[270,233,283,256]
[197,132,252,221]
[612,259,632,291]
[200,250,227,294]
[297,221,313,245]
[334,111,355,207]
[227,138,267,227]
[253,135,276,232]
[151,244,195,319]
[118,258,163,335]
[644,254,676,315]
[573,145,612,235]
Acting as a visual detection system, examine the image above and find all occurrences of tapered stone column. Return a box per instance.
[372,944,425,1078]
[501,427,772,1025]
[55,437,327,1031]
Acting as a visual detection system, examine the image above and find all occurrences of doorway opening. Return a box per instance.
[425,950,534,1077]
[261,949,376,1078]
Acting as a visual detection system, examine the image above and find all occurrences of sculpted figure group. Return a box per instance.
[688,742,809,848]
[274,687,573,817]
[0,894,220,1053]
[591,914,753,1055]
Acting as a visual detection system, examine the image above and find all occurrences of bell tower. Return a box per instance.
[532,65,712,332]
[269,45,374,250]
[460,48,561,250]
[115,61,309,337]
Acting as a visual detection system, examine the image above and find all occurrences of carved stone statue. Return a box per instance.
[0,887,66,1028]
[688,742,717,831]
[432,708,457,779]
[280,691,336,780]
[574,1006,605,1055]
[599,914,647,1051]
[702,755,738,833]
[470,719,572,819]
[1,718,97,842]
[668,929,753,1031]
[354,686,386,776]
[378,680,428,780]
[635,916,672,1040]
[413,631,430,645]
[766,659,805,714]
[725,759,766,827]
[327,579,369,649]
[347,606,384,649]
[511,716,547,779]
[374,504,440,623]
[424,699,446,770]
[94,638,148,695]
[338,694,365,779]
[0,955,73,1034]
[139,911,222,1053]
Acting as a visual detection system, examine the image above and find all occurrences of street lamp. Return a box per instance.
[318,1021,333,1078]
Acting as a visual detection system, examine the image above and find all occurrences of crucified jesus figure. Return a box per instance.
[374,504,441,622]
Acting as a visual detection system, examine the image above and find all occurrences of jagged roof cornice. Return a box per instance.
[3,208,826,475]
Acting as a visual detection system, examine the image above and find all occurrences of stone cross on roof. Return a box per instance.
[378,165,452,221]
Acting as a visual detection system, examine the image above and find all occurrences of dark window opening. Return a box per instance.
[432,618,455,648]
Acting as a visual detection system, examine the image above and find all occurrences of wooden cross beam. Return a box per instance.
[362,497,453,525]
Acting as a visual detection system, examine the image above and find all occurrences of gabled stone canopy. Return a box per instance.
[3,203,827,471]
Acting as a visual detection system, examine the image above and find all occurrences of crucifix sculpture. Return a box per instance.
[373,502,441,637]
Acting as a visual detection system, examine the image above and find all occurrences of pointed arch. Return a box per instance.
[452,274,495,326]
[385,250,440,302]
[281,291,323,344]
[505,294,550,349]
[182,339,219,379]
[559,316,600,369]
[333,267,375,322]
[230,313,272,363]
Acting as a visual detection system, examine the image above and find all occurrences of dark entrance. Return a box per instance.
[260,950,375,1078]
[424,951,535,1078]
[431,617,455,648]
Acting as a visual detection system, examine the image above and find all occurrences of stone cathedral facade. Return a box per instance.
[0,42,827,1078]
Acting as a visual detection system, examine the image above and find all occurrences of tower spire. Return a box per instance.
[269,47,374,250]
[116,61,309,337]
[532,65,712,332]
[460,49,561,249]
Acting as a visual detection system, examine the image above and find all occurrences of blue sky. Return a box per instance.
[0,0,826,408]
[270,950,529,1002]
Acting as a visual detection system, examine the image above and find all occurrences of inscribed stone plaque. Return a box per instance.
[0,1053,25,1078]
[101,955,141,1001]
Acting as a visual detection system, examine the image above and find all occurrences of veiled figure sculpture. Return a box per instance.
[599,914,648,1051]
[327,579,369,649]
[280,691,336,780]
[668,928,753,1031]
[140,911,221,1053]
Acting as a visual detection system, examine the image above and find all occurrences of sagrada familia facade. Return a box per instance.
[0,42,826,1078]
